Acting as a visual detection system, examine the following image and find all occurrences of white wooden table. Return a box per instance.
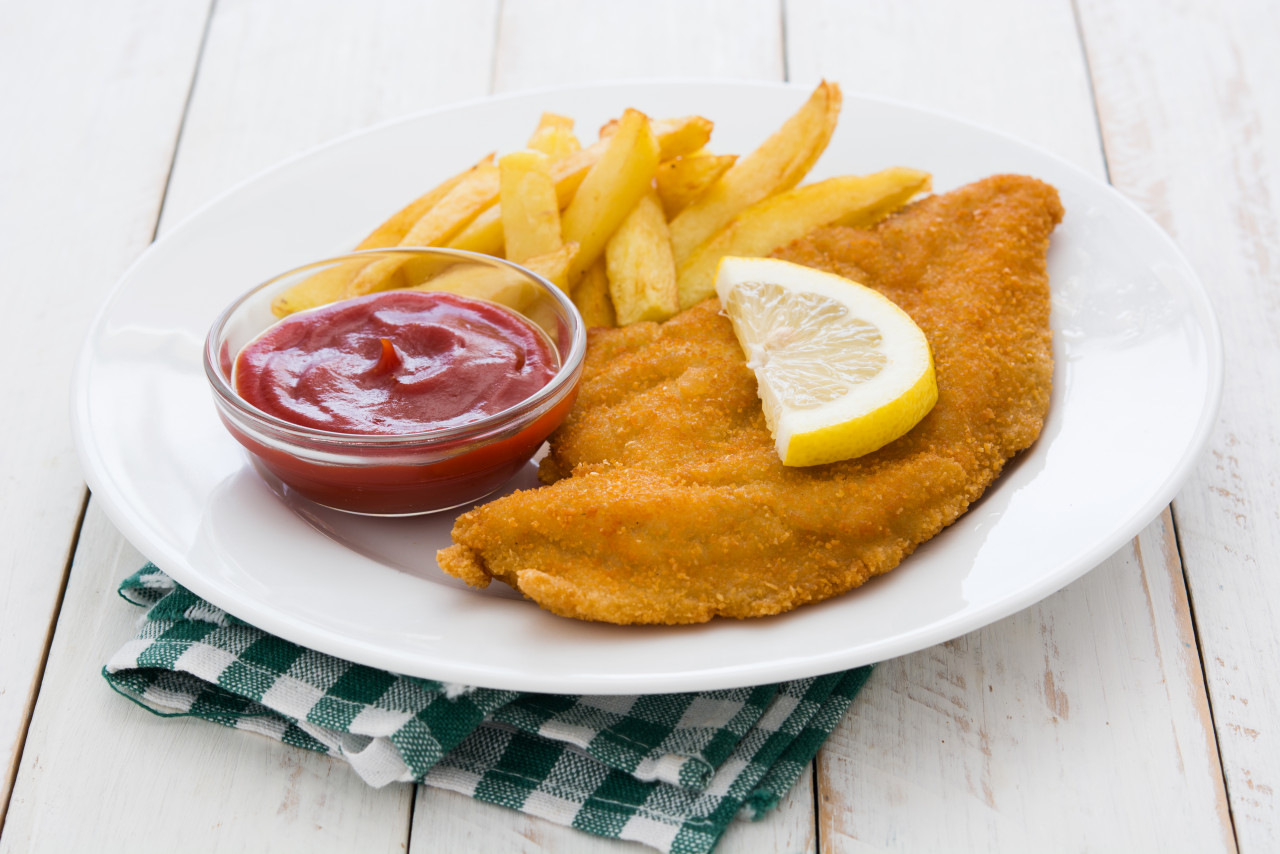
[1,1,1274,850]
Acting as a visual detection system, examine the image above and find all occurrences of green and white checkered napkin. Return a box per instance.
[105,565,871,854]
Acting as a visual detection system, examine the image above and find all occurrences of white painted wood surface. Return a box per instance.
[0,0,211,820]
[157,0,500,227]
[788,2,1233,848]
[818,514,1232,851]
[492,0,784,89]
[2,0,1275,851]
[4,0,489,848]
[1077,0,1280,848]
[0,504,413,854]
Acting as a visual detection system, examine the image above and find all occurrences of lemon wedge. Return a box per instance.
[715,256,937,466]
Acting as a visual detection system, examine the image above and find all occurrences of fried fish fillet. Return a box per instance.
[438,175,1064,624]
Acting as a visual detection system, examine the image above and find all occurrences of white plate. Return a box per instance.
[72,81,1222,694]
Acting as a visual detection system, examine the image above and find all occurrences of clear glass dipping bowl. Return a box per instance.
[204,248,586,516]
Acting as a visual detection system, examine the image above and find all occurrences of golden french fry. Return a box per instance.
[415,263,531,312]
[270,159,482,317]
[527,113,581,158]
[412,243,578,305]
[270,259,368,318]
[448,116,716,258]
[449,150,582,258]
[601,115,713,162]
[447,147,595,257]
[668,81,842,265]
[676,168,931,308]
[553,116,709,209]
[347,158,501,297]
[532,112,573,133]
[446,205,504,256]
[357,167,475,249]
[655,152,738,219]
[571,258,617,328]
[605,190,678,325]
[523,241,578,293]
[410,243,578,339]
[561,109,660,284]
[499,150,562,264]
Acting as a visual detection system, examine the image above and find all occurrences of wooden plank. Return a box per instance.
[785,0,1104,173]
[408,2,815,850]
[1076,0,1280,848]
[785,0,1233,849]
[413,766,814,853]
[5,0,500,849]
[0,504,413,853]
[492,0,783,91]
[817,514,1232,850]
[159,0,499,227]
[0,0,210,823]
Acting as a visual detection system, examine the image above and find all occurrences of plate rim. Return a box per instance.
[72,79,1225,693]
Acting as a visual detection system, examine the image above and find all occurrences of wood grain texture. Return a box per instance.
[0,0,210,823]
[0,504,413,854]
[5,0,499,849]
[1077,0,1279,848]
[159,0,500,226]
[9,0,1264,850]
[784,0,1104,173]
[412,767,815,853]
[785,0,1232,849]
[818,512,1233,851]
[493,0,783,91]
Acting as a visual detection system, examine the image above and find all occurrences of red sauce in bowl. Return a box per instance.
[234,290,557,435]
[214,288,578,516]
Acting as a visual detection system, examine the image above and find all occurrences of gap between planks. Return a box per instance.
[0,489,89,836]
[0,0,218,838]
[1169,500,1241,850]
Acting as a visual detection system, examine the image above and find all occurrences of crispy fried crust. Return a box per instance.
[439,175,1064,624]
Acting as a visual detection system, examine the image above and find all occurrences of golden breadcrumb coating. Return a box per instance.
[438,175,1064,624]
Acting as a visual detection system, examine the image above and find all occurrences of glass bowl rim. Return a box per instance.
[203,247,587,448]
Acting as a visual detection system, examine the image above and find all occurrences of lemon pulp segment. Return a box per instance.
[715,256,937,466]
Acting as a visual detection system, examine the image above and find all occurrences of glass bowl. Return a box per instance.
[204,248,586,516]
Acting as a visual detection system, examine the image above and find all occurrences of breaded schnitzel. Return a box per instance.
[438,175,1064,624]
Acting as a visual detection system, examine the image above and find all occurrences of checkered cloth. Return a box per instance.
[105,565,871,853]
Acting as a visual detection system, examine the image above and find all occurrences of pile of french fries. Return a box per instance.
[271,81,931,328]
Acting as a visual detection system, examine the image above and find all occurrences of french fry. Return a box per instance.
[413,242,578,311]
[655,151,738,219]
[571,258,616,328]
[561,109,660,284]
[410,243,578,339]
[521,242,579,335]
[522,241,577,293]
[448,148,593,258]
[527,113,581,158]
[271,259,369,318]
[600,115,713,162]
[346,158,501,296]
[357,169,474,248]
[447,146,603,258]
[448,115,714,259]
[605,189,678,325]
[499,150,562,265]
[668,80,842,265]
[446,205,504,256]
[676,168,931,308]
[270,159,481,317]
[448,150,586,258]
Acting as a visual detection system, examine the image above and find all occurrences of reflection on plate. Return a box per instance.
[72,81,1221,694]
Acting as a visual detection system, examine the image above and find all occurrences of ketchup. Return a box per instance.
[234,291,557,435]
